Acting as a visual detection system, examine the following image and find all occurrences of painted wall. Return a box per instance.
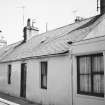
[72,37,105,105]
[0,55,72,105]
[0,63,8,92]
[0,62,21,97]
[26,56,72,105]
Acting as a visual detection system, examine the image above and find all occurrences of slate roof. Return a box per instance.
[0,14,105,62]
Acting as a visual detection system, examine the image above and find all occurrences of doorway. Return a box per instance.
[20,63,27,98]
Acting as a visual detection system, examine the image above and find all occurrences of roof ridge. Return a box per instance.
[38,15,99,46]
[41,15,95,33]
[28,15,95,41]
[51,15,102,41]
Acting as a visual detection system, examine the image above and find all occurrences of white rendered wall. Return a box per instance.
[0,61,21,97]
[72,37,105,105]
[0,63,8,92]
[26,56,72,105]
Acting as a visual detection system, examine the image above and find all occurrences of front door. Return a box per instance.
[20,63,27,98]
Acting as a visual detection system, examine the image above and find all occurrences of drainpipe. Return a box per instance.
[68,41,74,105]
[70,51,74,105]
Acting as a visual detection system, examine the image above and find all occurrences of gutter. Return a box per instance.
[0,50,69,63]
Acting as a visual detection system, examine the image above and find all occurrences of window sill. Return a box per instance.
[76,94,104,101]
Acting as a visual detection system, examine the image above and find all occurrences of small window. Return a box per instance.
[77,53,104,97]
[8,64,11,84]
[41,61,47,89]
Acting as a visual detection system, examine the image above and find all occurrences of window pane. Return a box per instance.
[86,57,91,73]
[92,55,104,72]
[100,55,104,72]
[41,62,47,75]
[42,75,47,88]
[93,75,104,94]
[79,57,85,74]
[79,57,91,74]
[77,53,104,97]
[8,65,11,84]
[80,75,91,92]
[92,56,98,72]
[41,62,47,89]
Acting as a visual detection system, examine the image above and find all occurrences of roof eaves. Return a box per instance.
[0,41,23,61]
[0,50,69,63]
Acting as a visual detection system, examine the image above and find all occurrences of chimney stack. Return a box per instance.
[23,18,39,42]
[100,0,105,14]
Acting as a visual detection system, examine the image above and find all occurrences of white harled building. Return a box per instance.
[0,0,105,105]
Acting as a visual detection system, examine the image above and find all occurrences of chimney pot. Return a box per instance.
[27,18,31,26]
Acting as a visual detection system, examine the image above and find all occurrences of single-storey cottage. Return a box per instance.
[0,0,105,105]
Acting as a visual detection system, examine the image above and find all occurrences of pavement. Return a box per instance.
[0,92,41,105]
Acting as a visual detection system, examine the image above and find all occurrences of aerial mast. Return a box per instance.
[17,6,26,27]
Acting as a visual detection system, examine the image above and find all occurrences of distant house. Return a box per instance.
[0,0,105,105]
[0,32,7,48]
[0,39,7,48]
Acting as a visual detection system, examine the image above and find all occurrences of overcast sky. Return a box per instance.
[0,0,98,44]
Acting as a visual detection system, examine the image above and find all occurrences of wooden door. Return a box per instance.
[20,63,27,98]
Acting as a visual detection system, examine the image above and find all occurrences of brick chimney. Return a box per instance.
[23,18,39,42]
[100,0,105,14]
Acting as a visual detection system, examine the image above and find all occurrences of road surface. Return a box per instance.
[0,98,19,105]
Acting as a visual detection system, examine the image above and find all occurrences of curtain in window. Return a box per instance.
[43,75,47,87]
[80,75,91,92]
[79,56,91,92]
[79,57,91,74]
[92,55,104,94]
[93,75,104,93]
[77,54,104,97]
[41,62,47,89]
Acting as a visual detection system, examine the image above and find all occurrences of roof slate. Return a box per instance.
[0,14,104,62]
